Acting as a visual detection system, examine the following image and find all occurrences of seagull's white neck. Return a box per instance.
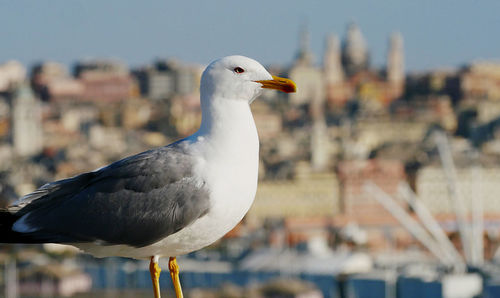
[197,95,257,144]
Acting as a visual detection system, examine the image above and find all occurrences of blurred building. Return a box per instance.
[460,61,500,101]
[0,60,26,93]
[416,164,500,215]
[288,28,324,107]
[341,23,370,77]
[248,171,340,222]
[336,159,406,226]
[323,33,350,107]
[405,69,460,104]
[386,32,405,100]
[134,59,201,101]
[134,60,176,100]
[31,62,83,101]
[349,119,428,158]
[11,83,43,157]
[31,59,136,103]
[74,59,135,102]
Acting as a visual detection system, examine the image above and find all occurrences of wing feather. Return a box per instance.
[8,141,210,247]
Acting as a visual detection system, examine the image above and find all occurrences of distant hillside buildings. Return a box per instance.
[0,23,500,257]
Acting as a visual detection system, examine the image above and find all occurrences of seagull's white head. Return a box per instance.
[200,55,296,103]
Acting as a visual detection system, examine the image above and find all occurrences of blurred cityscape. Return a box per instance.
[2,23,500,297]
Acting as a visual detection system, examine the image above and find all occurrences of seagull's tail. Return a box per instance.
[0,209,38,243]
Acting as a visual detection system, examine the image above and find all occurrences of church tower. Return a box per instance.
[288,26,323,106]
[386,32,405,99]
[387,32,405,84]
[12,83,43,157]
[294,25,315,67]
[341,23,369,77]
[324,33,344,85]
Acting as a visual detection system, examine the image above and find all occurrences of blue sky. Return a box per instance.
[1,0,499,72]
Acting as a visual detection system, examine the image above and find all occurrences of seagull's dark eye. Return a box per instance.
[233,67,245,74]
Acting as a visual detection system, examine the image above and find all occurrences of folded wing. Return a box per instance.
[3,141,210,248]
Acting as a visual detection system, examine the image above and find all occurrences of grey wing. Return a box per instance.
[11,142,210,247]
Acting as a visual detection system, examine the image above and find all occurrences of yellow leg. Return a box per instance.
[168,257,184,298]
[149,256,162,298]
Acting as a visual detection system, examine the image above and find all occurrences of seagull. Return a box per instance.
[0,55,296,298]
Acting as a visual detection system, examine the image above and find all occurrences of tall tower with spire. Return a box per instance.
[387,32,405,98]
[289,25,323,106]
[341,23,369,77]
[324,33,344,85]
[288,26,329,168]
[387,32,405,84]
[12,83,43,157]
[294,25,315,67]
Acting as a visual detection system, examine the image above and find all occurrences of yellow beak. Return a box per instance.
[255,75,297,93]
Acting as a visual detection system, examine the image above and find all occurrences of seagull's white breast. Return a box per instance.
[155,101,260,256]
[157,138,259,256]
